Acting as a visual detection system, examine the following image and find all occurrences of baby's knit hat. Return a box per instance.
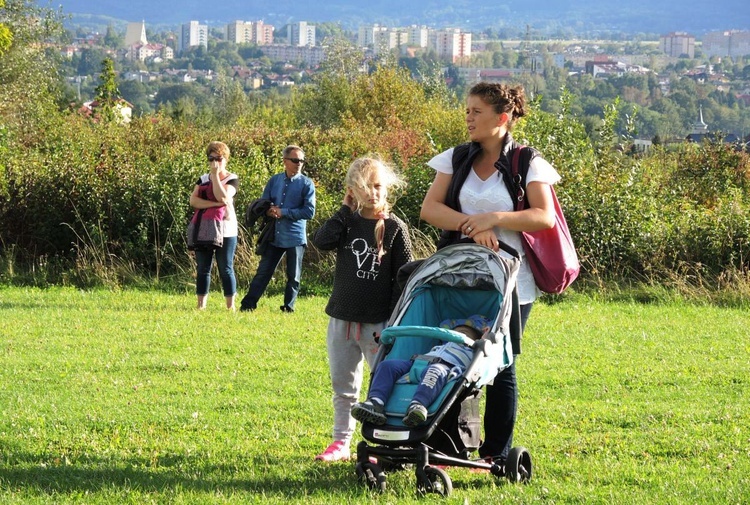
[439,314,491,333]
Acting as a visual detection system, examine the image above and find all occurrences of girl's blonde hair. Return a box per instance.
[345,156,406,260]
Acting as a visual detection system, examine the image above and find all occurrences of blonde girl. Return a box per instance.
[311,156,413,462]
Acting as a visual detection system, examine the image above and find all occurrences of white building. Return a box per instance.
[288,21,315,47]
[127,43,173,62]
[406,25,429,48]
[359,24,435,52]
[180,21,208,52]
[373,27,409,55]
[358,24,385,47]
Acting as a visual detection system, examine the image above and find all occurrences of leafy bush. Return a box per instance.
[2,39,750,294]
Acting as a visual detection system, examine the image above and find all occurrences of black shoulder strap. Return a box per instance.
[509,145,533,211]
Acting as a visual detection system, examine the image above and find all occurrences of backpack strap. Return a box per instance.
[505,144,536,210]
[509,145,531,211]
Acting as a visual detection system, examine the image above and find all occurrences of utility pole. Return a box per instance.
[525,24,537,75]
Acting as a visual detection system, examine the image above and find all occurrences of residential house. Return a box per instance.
[79,98,133,124]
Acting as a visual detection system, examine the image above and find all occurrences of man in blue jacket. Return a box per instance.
[240,145,316,313]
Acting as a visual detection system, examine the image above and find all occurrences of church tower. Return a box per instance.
[125,21,148,47]
[690,105,709,136]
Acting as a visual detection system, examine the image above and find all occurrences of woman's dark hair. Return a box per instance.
[468,82,527,130]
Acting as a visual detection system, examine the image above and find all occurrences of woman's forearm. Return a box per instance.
[420,200,466,231]
[189,194,223,209]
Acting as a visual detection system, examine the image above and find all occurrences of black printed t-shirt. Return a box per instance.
[312,205,413,324]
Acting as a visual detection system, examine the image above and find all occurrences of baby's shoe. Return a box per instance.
[351,399,387,425]
[403,402,427,427]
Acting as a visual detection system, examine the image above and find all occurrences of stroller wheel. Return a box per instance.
[505,446,532,483]
[416,466,452,497]
[356,461,387,493]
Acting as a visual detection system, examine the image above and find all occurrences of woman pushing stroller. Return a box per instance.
[420,81,560,466]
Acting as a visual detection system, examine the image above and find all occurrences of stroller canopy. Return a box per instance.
[387,243,521,381]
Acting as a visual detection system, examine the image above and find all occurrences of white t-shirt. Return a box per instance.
[427,147,561,304]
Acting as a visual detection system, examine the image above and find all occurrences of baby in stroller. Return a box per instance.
[351,314,490,427]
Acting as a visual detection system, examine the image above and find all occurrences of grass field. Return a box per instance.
[0,286,748,504]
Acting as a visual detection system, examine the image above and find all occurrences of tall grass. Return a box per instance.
[0,287,748,504]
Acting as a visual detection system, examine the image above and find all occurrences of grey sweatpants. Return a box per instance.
[325,317,384,445]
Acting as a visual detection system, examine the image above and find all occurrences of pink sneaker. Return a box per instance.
[315,440,350,462]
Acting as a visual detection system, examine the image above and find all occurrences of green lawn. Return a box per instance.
[0,286,748,504]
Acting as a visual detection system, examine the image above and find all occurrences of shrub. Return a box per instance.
[2,56,750,294]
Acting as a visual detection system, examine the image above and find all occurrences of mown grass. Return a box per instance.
[0,286,748,504]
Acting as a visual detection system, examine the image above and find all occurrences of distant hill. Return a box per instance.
[56,0,747,37]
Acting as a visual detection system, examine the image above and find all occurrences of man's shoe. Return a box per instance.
[351,400,387,425]
[314,440,350,462]
[280,305,294,313]
[402,402,427,427]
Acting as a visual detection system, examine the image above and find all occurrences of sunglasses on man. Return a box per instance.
[285,157,305,164]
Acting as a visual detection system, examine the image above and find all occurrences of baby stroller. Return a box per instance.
[354,243,533,496]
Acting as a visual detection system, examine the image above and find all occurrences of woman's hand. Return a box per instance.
[209,164,222,180]
[471,230,499,252]
[459,212,498,238]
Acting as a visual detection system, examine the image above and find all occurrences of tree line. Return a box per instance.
[2,0,750,302]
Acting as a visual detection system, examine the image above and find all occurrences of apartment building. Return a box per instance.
[288,21,315,47]
[660,32,695,58]
[358,24,469,61]
[703,30,750,58]
[358,24,386,47]
[180,21,208,52]
[259,44,325,66]
[406,25,429,48]
[432,29,472,63]
[226,20,274,45]
[373,28,409,55]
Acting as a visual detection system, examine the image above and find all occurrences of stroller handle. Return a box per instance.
[451,237,520,260]
[379,325,476,347]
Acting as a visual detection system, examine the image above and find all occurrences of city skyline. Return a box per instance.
[59,0,750,36]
